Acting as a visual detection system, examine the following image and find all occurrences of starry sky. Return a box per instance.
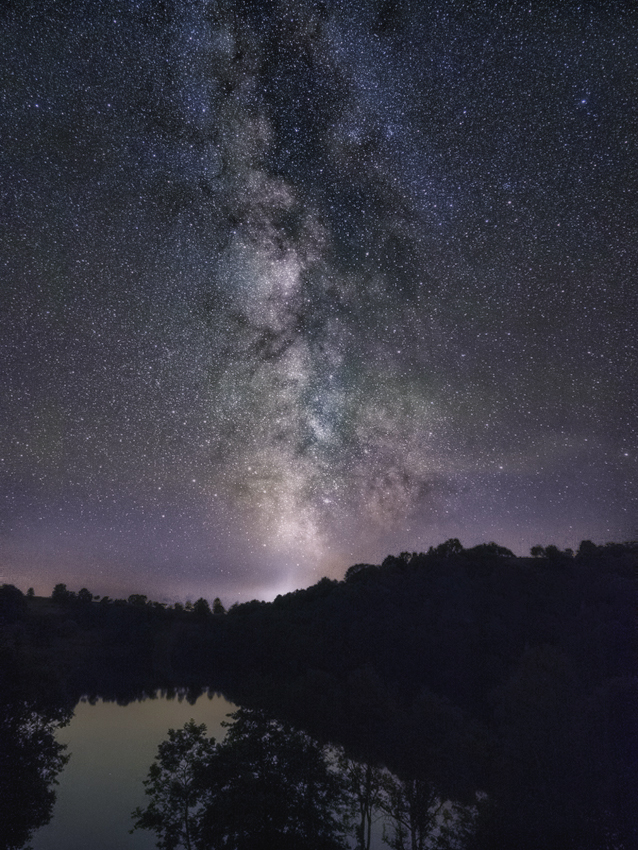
[1,0,637,603]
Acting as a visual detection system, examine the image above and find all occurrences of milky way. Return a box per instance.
[1,1,637,601]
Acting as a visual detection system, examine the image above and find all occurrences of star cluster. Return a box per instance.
[1,1,636,601]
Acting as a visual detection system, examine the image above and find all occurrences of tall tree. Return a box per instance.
[380,775,477,850]
[133,709,349,850]
[131,720,216,850]
[338,753,386,850]
[199,708,347,850]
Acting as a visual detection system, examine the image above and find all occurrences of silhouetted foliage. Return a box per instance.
[133,709,348,850]
[337,754,386,850]
[0,585,27,625]
[192,598,211,619]
[77,587,93,604]
[430,538,464,559]
[128,593,148,607]
[380,774,477,850]
[344,563,378,583]
[0,700,70,850]
[215,541,637,848]
[131,720,216,850]
[5,539,637,848]
[51,582,75,604]
[464,542,514,561]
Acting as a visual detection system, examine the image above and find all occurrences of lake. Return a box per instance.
[31,692,237,850]
[26,691,389,850]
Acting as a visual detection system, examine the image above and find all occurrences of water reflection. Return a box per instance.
[133,708,477,850]
[30,691,237,850]
[133,708,348,850]
[6,692,478,850]
[0,699,70,850]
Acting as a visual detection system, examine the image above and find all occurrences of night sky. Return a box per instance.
[1,0,637,603]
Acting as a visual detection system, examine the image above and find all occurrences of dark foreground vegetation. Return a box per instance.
[131,707,478,850]
[1,539,637,849]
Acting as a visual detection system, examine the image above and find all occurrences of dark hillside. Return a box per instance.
[2,540,636,848]
[214,542,637,849]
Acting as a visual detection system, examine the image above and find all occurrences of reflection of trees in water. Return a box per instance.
[131,719,216,850]
[378,776,477,850]
[338,756,386,850]
[7,543,634,848]
[201,708,347,850]
[338,755,476,850]
[132,708,479,850]
[0,700,70,850]
[132,708,347,850]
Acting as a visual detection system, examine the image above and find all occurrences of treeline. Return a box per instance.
[1,539,637,848]
[206,539,638,849]
[46,583,227,615]
[0,582,228,701]
[131,707,479,850]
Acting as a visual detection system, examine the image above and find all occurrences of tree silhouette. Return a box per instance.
[131,720,216,850]
[0,701,70,850]
[338,753,386,850]
[133,709,348,850]
[51,583,75,604]
[192,598,212,618]
[380,775,477,850]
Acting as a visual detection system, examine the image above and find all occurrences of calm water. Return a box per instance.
[27,692,389,850]
[31,692,237,850]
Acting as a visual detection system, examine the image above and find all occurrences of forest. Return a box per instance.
[1,539,636,849]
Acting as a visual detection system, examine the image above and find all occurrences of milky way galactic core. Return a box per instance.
[1,1,636,600]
